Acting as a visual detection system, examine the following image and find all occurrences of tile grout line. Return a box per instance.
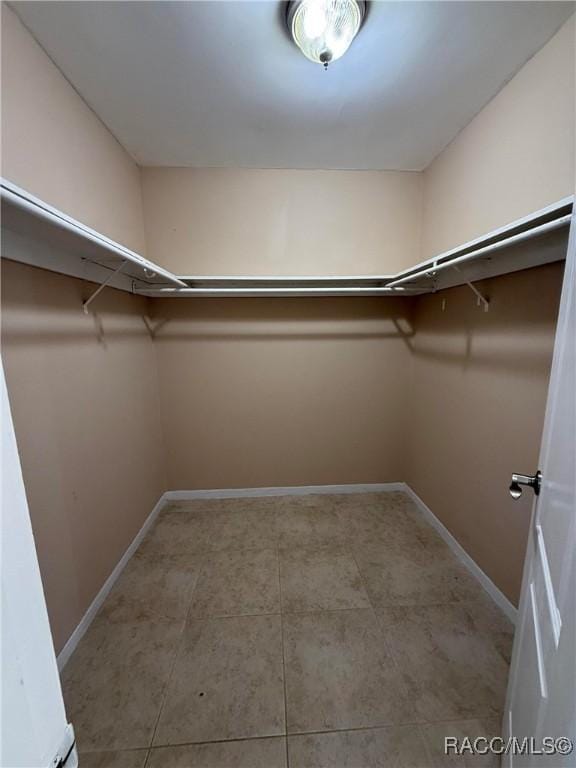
[144,553,209,761]
[277,543,291,768]
[81,708,505,759]
[270,714,506,737]
[168,603,430,622]
[348,539,418,717]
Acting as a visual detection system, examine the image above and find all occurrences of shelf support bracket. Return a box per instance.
[452,266,489,312]
[82,260,127,314]
[464,280,490,312]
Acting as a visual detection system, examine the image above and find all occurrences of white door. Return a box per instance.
[504,215,576,767]
[0,365,77,768]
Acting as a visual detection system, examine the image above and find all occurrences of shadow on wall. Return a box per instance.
[149,296,415,346]
[1,262,416,347]
[1,260,155,345]
[410,261,565,374]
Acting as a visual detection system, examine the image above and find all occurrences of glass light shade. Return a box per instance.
[289,0,365,68]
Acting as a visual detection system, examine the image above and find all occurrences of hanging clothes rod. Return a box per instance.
[387,213,572,288]
[176,275,397,282]
[137,286,419,297]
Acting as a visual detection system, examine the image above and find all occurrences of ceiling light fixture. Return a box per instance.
[287,0,366,70]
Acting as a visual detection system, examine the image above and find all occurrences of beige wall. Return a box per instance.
[150,296,413,489]
[405,261,564,605]
[421,16,575,259]
[1,260,167,653]
[141,168,423,276]
[1,5,147,254]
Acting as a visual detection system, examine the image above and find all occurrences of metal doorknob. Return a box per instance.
[509,471,542,500]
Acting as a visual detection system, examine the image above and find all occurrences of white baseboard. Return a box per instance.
[164,483,405,501]
[401,483,518,624]
[57,480,516,671]
[56,492,169,671]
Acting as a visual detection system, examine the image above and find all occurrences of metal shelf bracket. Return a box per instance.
[453,266,489,311]
[471,284,490,312]
[82,260,127,314]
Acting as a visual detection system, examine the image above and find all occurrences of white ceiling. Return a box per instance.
[12,1,574,170]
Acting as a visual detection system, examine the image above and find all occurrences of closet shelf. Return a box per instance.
[1,179,572,300]
[0,179,187,296]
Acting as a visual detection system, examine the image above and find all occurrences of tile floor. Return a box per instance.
[63,491,514,767]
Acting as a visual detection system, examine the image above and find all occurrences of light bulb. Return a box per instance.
[303,1,327,39]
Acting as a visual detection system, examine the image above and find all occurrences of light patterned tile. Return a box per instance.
[147,738,287,767]
[189,549,280,617]
[283,609,413,733]
[277,501,347,550]
[154,615,285,744]
[78,750,148,768]
[207,507,279,550]
[98,550,202,623]
[137,506,213,556]
[378,604,510,722]
[62,618,182,751]
[354,541,482,608]
[337,492,448,553]
[280,548,370,612]
[289,726,433,768]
